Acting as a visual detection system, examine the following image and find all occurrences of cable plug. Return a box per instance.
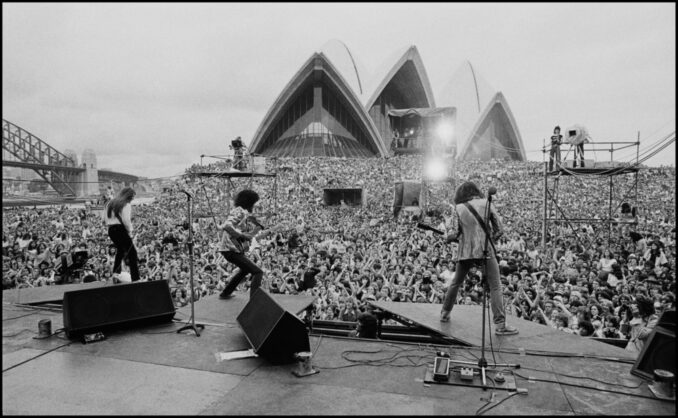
[516,388,528,394]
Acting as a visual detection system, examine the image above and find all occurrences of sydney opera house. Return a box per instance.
[249,40,526,161]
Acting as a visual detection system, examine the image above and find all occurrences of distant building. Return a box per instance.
[249,41,526,161]
[63,149,79,167]
[82,148,97,168]
[249,40,386,158]
[438,61,526,161]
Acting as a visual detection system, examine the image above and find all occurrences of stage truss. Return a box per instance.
[185,154,279,224]
[541,139,641,253]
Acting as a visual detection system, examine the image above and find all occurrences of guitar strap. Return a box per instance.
[462,202,498,256]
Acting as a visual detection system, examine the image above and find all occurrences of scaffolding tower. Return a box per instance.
[187,154,279,223]
[541,137,641,253]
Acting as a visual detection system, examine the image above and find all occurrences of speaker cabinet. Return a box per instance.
[631,326,675,380]
[656,310,676,334]
[237,288,310,364]
[63,280,176,338]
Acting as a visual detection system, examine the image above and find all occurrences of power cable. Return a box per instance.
[2,341,72,373]
[3,329,37,338]
[474,374,498,415]
[315,345,433,370]
[32,327,66,340]
[2,311,39,321]
[421,341,637,364]
[510,369,672,402]
[603,132,674,171]
[476,391,525,415]
[613,122,676,161]
[312,334,324,357]
[549,357,577,415]
[515,364,644,389]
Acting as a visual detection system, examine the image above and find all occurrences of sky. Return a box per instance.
[2,2,675,179]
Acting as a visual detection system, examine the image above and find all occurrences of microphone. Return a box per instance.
[488,186,497,196]
[180,189,193,198]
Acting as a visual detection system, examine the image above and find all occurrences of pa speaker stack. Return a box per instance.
[631,310,675,380]
[237,288,310,364]
[63,280,176,339]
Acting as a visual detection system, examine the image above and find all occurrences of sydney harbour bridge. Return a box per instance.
[2,119,143,198]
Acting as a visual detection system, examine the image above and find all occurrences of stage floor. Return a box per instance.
[2,289,675,415]
[369,301,636,358]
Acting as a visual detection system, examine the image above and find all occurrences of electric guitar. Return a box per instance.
[233,216,288,253]
[416,222,445,235]
[416,222,459,243]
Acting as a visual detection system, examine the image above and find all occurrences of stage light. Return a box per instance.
[424,157,448,181]
[436,122,454,144]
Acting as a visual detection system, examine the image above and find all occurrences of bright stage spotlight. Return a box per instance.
[436,122,454,144]
[424,158,448,181]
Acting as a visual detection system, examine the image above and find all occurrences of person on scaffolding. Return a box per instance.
[549,125,563,171]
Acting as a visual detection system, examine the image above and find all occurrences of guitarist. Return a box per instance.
[439,181,518,336]
[217,189,265,299]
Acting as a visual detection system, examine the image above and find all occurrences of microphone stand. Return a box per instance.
[476,191,518,388]
[454,191,520,390]
[477,192,493,387]
[445,190,519,390]
[177,190,205,337]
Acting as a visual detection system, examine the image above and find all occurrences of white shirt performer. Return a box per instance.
[102,187,139,282]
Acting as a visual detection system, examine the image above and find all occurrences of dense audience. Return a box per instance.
[3,156,675,351]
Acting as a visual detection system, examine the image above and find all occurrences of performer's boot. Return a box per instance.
[440,310,451,322]
[495,322,518,335]
[219,280,235,299]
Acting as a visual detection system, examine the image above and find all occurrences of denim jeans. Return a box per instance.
[442,256,506,325]
[220,251,263,297]
[574,144,585,167]
[549,147,561,171]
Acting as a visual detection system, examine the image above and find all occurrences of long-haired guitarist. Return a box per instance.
[217,189,265,299]
[103,187,140,282]
[439,181,518,336]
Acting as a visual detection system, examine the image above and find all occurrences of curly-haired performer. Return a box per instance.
[440,181,518,335]
[217,189,265,299]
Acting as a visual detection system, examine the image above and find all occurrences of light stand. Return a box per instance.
[177,190,205,337]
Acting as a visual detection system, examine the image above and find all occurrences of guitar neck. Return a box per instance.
[417,222,444,235]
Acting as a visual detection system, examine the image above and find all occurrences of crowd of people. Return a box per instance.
[3,155,675,353]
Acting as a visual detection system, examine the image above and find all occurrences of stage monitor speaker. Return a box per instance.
[655,309,676,334]
[63,280,176,339]
[237,288,310,364]
[631,326,675,380]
